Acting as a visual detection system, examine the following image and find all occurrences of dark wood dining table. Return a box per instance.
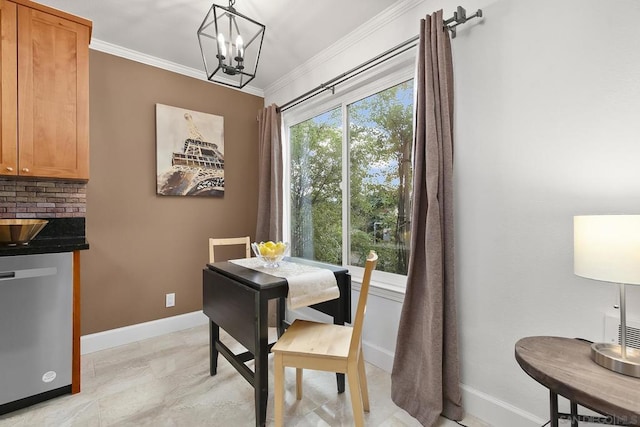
[202,257,351,427]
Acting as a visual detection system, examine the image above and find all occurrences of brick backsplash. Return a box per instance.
[0,178,86,219]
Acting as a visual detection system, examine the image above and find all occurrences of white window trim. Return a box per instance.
[282,55,416,294]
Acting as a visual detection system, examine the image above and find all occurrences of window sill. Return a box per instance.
[349,272,406,303]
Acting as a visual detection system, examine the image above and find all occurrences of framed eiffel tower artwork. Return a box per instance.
[155,104,225,197]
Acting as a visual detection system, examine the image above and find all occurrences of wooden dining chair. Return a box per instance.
[272,250,378,427]
[208,236,251,263]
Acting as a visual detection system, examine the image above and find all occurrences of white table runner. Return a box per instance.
[229,258,340,309]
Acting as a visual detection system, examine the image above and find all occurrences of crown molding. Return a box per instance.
[89,39,265,98]
[264,0,424,98]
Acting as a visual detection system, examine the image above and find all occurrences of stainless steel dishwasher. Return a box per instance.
[0,253,73,415]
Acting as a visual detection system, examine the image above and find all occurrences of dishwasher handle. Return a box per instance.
[0,267,57,281]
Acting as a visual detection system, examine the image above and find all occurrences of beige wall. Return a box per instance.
[83,51,263,334]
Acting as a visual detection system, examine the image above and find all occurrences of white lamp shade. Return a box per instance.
[574,215,640,285]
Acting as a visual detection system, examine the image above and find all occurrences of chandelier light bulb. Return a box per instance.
[217,33,226,58]
[236,35,244,60]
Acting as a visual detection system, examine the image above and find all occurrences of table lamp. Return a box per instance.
[574,215,640,377]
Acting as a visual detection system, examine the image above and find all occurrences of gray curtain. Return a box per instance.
[256,104,282,242]
[256,104,283,326]
[390,10,463,426]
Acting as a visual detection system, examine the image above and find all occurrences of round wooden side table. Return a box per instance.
[515,336,640,427]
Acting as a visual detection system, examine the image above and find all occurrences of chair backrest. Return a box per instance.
[208,236,251,263]
[349,250,378,357]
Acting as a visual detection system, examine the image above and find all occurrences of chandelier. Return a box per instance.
[197,0,266,89]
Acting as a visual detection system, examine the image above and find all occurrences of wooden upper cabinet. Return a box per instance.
[0,0,91,180]
[0,0,18,175]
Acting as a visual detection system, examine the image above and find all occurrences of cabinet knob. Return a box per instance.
[21,168,30,173]
[5,166,13,172]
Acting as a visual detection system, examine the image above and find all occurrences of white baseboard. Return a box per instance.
[460,384,545,427]
[81,311,209,354]
[362,340,395,372]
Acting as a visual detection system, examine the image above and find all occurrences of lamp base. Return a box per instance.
[591,343,640,378]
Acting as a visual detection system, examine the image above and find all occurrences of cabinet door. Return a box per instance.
[17,5,89,179]
[0,0,17,176]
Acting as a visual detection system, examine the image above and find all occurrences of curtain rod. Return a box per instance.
[277,5,482,113]
[444,6,483,38]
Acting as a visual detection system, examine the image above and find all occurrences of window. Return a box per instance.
[287,78,414,287]
[348,81,413,274]
[290,108,343,265]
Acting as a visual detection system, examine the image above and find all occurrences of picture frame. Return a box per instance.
[155,104,225,197]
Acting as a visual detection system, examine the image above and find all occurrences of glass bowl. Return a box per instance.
[251,241,289,268]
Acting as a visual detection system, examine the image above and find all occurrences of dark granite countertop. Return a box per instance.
[0,217,89,256]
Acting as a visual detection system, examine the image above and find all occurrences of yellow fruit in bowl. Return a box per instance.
[274,241,286,255]
[258,243,268,256]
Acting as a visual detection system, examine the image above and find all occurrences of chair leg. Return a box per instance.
[274,354,285,427]
[347,361,365,427]
[357,351,370,412]
[296,368,303,400]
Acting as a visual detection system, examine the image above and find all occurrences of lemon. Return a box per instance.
[258,243,269,256]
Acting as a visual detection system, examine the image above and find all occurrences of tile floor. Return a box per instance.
[0,325,490,426]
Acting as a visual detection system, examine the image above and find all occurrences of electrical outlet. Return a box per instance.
[165,293,175,308]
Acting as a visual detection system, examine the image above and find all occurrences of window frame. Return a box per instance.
[282,62,415,293]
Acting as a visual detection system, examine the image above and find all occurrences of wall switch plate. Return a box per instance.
[165,293,175,307]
